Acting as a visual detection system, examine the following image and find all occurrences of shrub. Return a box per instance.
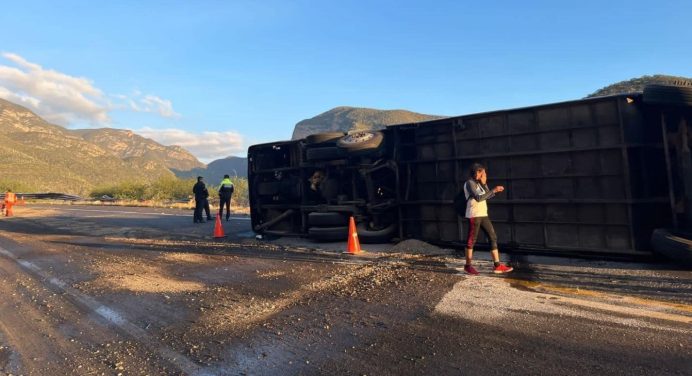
[90,181,147,200]
[0,179,35,193]
[146,176,196,200]
[89,176,249,207]
[231,177,249,207]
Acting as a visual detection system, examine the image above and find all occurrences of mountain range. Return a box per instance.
[291,106,443,140]
[1,74,689,194]
[0,98,179,194]
[72,128,204,172]
[173,156,248,181]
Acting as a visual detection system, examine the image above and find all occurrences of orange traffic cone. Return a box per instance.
[345,216,361,254]
[213,216,225,238]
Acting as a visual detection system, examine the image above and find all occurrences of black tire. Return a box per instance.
[305,146,344,161]
[308,226,349,241]
[305,132,346,145]
[336,131,384,154]
[257,181,281,196]
[308,212,349,227]
[356,222,397,244]
[642,85,692,107]
[651,228,692,267]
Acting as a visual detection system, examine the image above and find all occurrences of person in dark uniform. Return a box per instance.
[218,174,235,221]
[192,176,209,223]
[204,193,214,221]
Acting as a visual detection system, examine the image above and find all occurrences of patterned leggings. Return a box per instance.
[466,216,498,250]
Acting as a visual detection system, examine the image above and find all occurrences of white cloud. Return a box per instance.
[136,127,245,161]
[0,52,181,125]
[138,94,180,118]
[116,91,181,118]
[0,53,233,160]
[0,52,109,125]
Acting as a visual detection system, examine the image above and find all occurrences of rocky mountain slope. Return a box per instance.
[0,98,176,194]
[291,106,443,140]
[173,156,247,180]
[72,128,204,171]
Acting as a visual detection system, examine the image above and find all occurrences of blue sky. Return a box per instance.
[1,0,690,162]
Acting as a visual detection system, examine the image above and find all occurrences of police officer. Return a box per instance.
[218,174,234,221]
[192,176,209,223]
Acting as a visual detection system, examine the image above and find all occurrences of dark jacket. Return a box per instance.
[193,181,209,200]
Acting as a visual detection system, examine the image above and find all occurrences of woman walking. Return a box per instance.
[460,163,513,275]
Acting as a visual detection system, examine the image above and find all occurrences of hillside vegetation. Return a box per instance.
[585,74,692,98]
[73,128,203,171]
[90,176,249,207]
[0,98,195,195]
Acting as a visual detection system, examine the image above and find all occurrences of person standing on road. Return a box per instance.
[457,163,513,275]
[218,174,234,222]
[192,176,209,223]
[4,189,16,217]
[203,191,214,221]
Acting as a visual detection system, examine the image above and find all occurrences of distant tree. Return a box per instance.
[0,180,35,193]
[146,176,196,200]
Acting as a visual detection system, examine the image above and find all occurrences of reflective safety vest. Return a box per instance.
[218,178,234,197]
[5,192,16,204]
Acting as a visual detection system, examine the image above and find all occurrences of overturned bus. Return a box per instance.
[248,85,692,259]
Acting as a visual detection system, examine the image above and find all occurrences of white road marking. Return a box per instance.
[35,206,251,220]
[95,306,126,326]
[0,246,213,375]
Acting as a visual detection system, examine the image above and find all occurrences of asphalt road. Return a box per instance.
[0,204,690,375]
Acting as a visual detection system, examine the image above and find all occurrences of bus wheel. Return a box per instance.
[305,132,346,145]
[336,131,384,154]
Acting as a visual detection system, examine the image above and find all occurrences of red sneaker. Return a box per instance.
[464,265,480,275]
[493,263,514,274]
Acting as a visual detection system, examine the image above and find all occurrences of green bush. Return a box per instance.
[90,181,147,200]
[231,177,249,207]
[146,176,196,200]
[0,179,35,193]
[89,176,249,206]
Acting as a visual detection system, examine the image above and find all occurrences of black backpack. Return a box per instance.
[453,181,476,215]
[453,191,468,216]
